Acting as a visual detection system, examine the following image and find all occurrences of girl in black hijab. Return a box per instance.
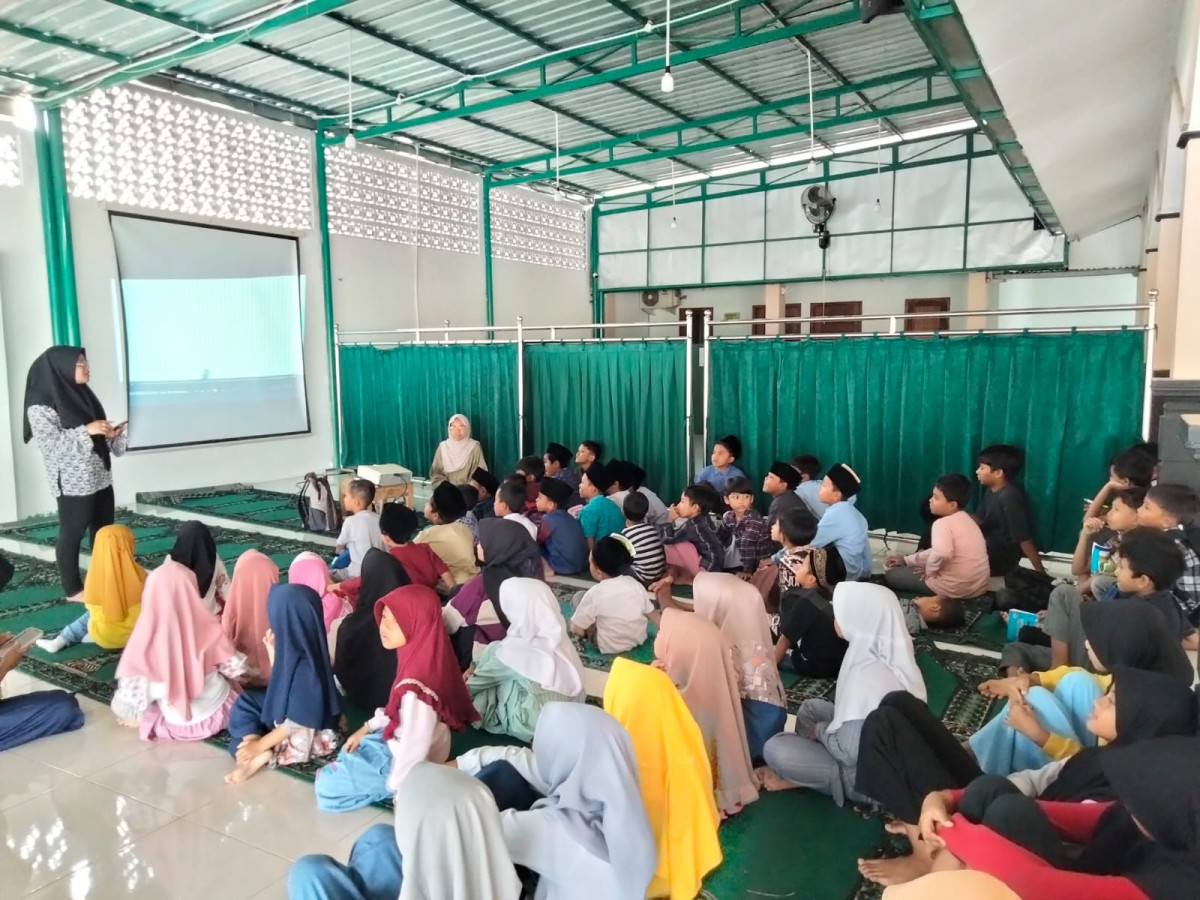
[334,547,411,711]
[169,521,228,615]
[448,518,543,643]
[23,346,124,599]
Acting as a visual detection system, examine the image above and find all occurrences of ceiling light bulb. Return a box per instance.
[873,198,882,213]
[13,96,36,131]
[671,216,677,229]
[345,133,357,151]
[554,189,562,203]
[806,158,816,172]
[644,19,654,32]
[395,93,405,105]
[661,66,674,93]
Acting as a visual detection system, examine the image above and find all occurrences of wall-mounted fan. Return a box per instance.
[802,185,836,233]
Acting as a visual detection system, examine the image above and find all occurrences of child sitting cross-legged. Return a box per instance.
[570,536,658,654]
[810,463,872,581]
[773,545,849,677]
[1071,486,1144,600]
[469,467,499,521]
[515,456,546,514]
[1136,482,1200,632]
[652,483,730,605]
[974,443,1045,577]
[332,502,454,601]
[884,473,990,633]
[224,583,341,783]
[493,478,537,540]
[536,477,589,576]
[414,482,478,589]
[722,475,770,578]
[576,462,626,547]
[332,479,382,582]
[694,434,747,495]
[620,490,667,587]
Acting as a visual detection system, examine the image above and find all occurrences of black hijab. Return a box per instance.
[170,521,218,597]
[1041,666,1199,802]
[23,346,110,469]
[1079,599,1194,685]
[476,518,541,630]
[334,547,411,710]
[1073,737,1200,898]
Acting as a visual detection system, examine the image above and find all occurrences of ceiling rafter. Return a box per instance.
[438,0,767,167]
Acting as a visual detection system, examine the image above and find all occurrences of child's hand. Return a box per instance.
[884,554,905,569]
[462,665,475,681]
[236,734,263,763]
[918,792,954,849]
[1081,516,1105,535]
[667,505,679,523]
[344,725,369,753]
[1005,691,1050,746]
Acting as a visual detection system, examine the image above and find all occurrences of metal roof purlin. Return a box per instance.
[100,0,215,34]
[491,66,941,173]
[0,67,64,91]
[0,19,130,64]
[435,0,763,168]
[324,3,862,146]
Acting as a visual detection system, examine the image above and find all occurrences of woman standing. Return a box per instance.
[429,414,487,485]
[23,346,125,601]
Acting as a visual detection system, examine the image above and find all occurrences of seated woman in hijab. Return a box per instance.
[467,579,586,743]
[913,736,1200,900]
[758,582,926,806]
[220,550,279,686]
[966,599,1193,777]
[334,548,411,709]
[855,665,1198,886]
[111,559,249,741]
[414,482,478,588]
[453,702,659,900]
[450,518,544,644]
[603,657,723,900]
[36,524,146,653]
[168,521,229,615]
[289,762,522,900]
[655,609,759,818]
[692,571,788,763]
[430,414,488,486]
[315,585,479,812]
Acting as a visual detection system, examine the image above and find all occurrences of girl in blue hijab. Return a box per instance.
[225,583,342,783]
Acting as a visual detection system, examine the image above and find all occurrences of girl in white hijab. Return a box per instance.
[430,413,487,486]
[758,582,926,806]
[468,578,586,742]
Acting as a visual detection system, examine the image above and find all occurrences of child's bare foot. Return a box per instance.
[64,592,84,603]
[755,766,799,792]
[857,854,932,886]
[225,750,271,784]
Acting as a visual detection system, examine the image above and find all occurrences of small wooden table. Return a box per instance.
[340,474,414,512]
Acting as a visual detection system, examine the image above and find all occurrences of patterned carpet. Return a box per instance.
[136,484,314,533]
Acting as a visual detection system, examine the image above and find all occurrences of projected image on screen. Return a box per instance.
[110,214,310,450]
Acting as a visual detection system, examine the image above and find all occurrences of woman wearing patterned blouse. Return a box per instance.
[23,346,127,601]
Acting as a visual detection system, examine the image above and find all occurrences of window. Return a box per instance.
[326,146,479,255]
[0,132,20,187]
[63,86,311,230]
[491,187,587,270]
[810,301,863,335]
[904,297,951,333]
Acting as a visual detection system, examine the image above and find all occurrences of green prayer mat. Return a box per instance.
[137,484,313,533]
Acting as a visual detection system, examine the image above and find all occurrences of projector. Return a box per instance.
[357,464,412,486]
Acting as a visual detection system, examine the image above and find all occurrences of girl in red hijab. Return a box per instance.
[315,585,478,812]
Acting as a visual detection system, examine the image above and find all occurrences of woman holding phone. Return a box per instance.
[23,346,127,601]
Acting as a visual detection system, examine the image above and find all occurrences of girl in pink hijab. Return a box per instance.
[289,552,348,631]
[111,559,249,741]
[222,550,279,685]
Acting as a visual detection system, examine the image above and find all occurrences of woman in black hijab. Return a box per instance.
[23,346,124,600]
[334,548,411,711]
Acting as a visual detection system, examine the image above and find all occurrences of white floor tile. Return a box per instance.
[183,767,382,860]
[25,819,289,900]
[0,779,175,894]
[12,708,150,778]
[85,740,237,818]
[0,754,76,811]
[247,877,290,900]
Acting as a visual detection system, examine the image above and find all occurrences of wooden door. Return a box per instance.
[784,302,803,335]
[751,304,766,336]
[904,297,950,333]
[678,306,712,342]
[810,301,862,335]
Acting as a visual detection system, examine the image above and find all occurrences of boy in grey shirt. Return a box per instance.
[333,479,382,580]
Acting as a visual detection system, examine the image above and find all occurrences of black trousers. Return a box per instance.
[958,776,1073,868]
[854,691,982,824]
[55,486,115,595]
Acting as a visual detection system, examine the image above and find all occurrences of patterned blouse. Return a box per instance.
[26,405,127,498]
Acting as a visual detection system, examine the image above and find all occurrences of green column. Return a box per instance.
[482,174,495,330]
[314,132,342,466]
[34,107,80,346]
[589,203,601,324]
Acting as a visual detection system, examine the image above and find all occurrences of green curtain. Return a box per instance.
[339,343,519,476]
[708,331,1145,552]
[526,341,688,496]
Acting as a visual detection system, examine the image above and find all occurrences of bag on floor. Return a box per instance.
[0,553,13,592]
[297,472,341,533]
[995,567,1056,612]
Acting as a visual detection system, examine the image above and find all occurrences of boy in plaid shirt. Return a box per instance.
[1137,483,1200,637]
[722,476,770,576]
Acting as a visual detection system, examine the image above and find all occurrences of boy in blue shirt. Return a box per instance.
[694,434,746,495]
[543,442,582,509]
[810,462,872,580]
[576,461,625,548]
[536,477,589,575]
[469,467,499,521]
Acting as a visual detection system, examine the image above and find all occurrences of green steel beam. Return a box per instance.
[436,0,743,168]
[496,96,958,186]
[482,175,495,328]
[46,108,80,344]
[318,12,653,185]
[491,66,941,173]
[588,204,601,324]
[0,67,64,91]
[0,19,130,63]
[101,0,215,33]
[47,0,357,105]
[33,112,64,343]
[313,134,341,466]
[758,0,901,138]
[327,4,862,146]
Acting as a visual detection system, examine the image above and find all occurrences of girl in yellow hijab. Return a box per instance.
[603,657,723,900]
[37,525,146,652]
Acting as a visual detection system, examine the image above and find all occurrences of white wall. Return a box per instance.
[995,272,1139,327]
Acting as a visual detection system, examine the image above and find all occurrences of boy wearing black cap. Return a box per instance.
[469,467,499,521]
[536,477,589,575]
[577,461,625,548]
[415,481,478,587]
[763,460,812,538]
[810,463,872,580]
[543,442,582,509]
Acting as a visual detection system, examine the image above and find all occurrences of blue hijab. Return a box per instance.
[260,583,341,730]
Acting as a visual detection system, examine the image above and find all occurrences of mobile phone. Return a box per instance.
[0,627,43,659]
[111,421,128,429]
